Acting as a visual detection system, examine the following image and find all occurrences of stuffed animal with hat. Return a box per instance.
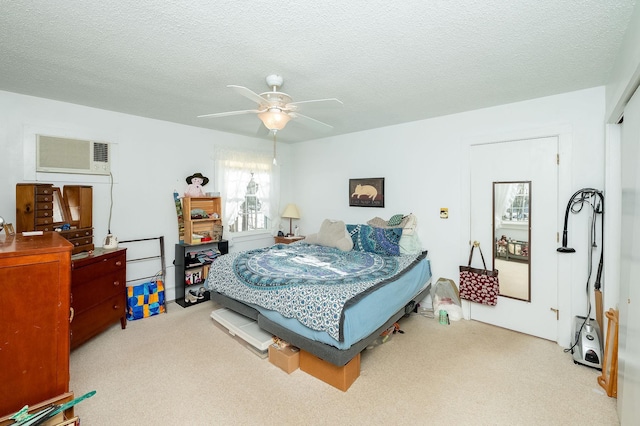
[184,172,209,197]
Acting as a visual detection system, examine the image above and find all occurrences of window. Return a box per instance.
[213,149,280,235]
[502,183,529,223]
[231,172,269,232]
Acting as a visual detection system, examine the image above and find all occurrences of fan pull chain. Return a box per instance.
[272,131,278,165]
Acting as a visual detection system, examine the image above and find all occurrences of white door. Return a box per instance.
[469,137,559,341]
[619,85,640,425]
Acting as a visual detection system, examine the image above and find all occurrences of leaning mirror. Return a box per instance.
[493,181,531,301]
[51,187,71,226]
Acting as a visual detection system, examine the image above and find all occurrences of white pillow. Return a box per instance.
[305,219,353,251]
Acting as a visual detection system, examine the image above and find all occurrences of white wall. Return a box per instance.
[291,86,608,348]
[0,90,294,300]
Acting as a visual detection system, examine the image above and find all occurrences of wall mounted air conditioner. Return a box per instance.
[36,135,111,175]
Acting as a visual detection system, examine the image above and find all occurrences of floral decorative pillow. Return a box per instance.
[366,214,422,255]
[346,224,402,256]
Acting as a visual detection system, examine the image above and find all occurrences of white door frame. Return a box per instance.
[459,125,573,346]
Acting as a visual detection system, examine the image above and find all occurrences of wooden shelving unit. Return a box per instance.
[175,196,227,307]
[182,197,223,245]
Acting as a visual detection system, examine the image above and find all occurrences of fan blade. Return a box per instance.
[228,85,269,105]
[197,109,261,118]
[286,98,343,109]
[290,112,334,131]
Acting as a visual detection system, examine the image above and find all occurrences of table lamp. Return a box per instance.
[281,204,300,236]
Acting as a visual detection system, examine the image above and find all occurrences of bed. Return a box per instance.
[206,217,432,367]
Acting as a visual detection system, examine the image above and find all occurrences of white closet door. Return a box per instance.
[618,85,640,425]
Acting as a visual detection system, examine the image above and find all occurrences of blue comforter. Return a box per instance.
[206,243,426,341]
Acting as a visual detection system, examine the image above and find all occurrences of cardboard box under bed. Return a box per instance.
[300,350,360,391]
[268,344,300,374]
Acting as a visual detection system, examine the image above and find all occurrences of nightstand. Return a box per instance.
[274,236,305,245]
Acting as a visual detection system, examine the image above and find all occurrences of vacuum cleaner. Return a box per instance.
[557,188,604,370]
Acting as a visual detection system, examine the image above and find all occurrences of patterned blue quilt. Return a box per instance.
[206,243,425,341]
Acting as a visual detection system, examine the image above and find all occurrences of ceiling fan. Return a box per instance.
[198,74,343,133]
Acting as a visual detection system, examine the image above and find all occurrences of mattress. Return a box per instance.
[206,243,431,349]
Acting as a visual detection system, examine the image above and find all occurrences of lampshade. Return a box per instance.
[258,108,292,131]
[281,203,300,219]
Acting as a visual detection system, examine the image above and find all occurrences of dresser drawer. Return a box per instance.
[60,228,94,255]
[60,228,93,240]
[71,243,95,255]
[70,293,126,349]
[35,211,53,221]
[35,186,54,195]
[35,224,55,232]
[68,236,93,248]
[72,251,125,283]
[36,194,53,203]
[35,216,53,225]
[72,269,125,313]
[35,203,53,212]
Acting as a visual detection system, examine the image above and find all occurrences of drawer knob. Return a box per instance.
[113,304,120,310]
[115,261,122,266]
[113,280,120,286]
[69,307,75,323]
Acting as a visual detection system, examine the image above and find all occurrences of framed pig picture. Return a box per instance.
[349,177,385,207]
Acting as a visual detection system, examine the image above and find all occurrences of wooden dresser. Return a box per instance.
[70,247,127,350]
[0,232,73,417]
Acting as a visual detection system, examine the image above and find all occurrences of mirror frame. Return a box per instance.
[492,181,531,302]
[52,187,72,226]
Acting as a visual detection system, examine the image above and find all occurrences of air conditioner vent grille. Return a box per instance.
[93,142,109,163]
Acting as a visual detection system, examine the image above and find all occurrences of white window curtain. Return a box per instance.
[213,148,280,235]
[494,183,517,228]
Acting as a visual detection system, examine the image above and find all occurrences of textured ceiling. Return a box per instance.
[0,1,636,143]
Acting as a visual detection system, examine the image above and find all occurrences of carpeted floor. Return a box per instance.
[69,301,619,425]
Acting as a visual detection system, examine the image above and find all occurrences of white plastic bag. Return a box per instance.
[431,277,463,321]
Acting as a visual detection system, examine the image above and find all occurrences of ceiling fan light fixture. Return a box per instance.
[258,108,291,131]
